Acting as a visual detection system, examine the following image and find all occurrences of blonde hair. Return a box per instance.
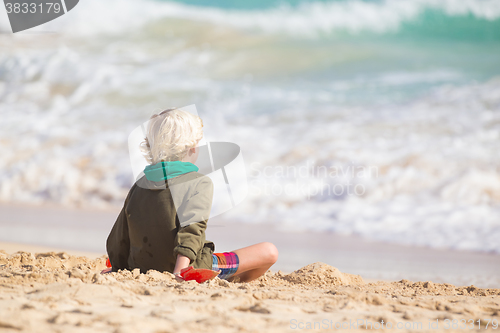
[140,108,203,164]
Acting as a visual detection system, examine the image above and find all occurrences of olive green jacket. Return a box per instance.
[106,171,214,273]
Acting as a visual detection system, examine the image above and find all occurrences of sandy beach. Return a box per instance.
[0,202,497,332]
[2,0,500,331]
[1,203,499,289]
[0,245,499,333]
[0,205,499,333]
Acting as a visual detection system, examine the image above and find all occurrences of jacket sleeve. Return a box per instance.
[106,193,131,271]
[173,176,214,262]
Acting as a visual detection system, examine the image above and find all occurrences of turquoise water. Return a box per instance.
[166,0,500,42]
[150,0,500,105]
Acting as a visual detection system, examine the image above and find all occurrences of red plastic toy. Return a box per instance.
[180,266,220,283]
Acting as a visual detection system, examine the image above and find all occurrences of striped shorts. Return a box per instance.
[212,252,239,280]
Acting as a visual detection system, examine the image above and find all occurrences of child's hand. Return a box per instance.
[173,272,184,282]
[173,254,190,282]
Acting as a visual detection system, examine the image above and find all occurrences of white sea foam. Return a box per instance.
[219,79,500,253]
[2,66,499,252]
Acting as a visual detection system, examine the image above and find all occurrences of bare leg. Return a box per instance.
[229,242,278,283]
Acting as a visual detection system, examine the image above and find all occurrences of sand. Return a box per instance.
[1,202,499,289]
[0,249,499,333]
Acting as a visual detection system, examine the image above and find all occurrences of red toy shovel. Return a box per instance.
[180,266,220,283]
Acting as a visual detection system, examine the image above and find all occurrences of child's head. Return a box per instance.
[141,108,203,164]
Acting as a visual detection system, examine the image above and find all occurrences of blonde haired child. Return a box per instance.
[106,108,278,282]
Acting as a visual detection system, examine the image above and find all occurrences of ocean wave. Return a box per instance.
[221,78,500,253]
[13,0,500,40]
[1,74,500,251]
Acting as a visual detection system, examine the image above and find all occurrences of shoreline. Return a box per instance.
[0,202,499,288]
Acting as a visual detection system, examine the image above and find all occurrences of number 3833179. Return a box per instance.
[5,2,62,14]
[443,319,498,330]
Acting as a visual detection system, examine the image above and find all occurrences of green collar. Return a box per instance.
[144,161,199,182]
